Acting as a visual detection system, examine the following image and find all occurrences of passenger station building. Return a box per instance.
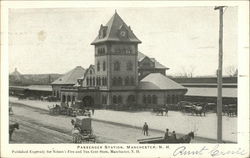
[53,12,187,108]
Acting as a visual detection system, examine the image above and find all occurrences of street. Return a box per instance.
[9,102,219,144]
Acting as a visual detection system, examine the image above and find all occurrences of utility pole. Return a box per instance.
[214,6,226,143]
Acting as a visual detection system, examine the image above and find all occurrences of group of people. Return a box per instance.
[142,122,176,140]
[164,128,176,140]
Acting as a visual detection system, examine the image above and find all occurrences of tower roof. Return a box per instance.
[91,12,141,45]
[51,66,85,85]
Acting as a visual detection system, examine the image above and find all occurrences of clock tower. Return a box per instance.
[91,12,141,91]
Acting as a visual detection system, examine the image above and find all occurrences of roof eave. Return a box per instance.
[91,39,142,45]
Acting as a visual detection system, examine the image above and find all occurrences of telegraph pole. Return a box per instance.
[214,6,226,143]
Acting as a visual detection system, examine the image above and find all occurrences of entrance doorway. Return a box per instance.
[81,96,94,108]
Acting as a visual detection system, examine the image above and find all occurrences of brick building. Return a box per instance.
[58,12,187,109]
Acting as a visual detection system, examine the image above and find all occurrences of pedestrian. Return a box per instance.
[92,108,95,115]
[164,128,169,140]
[172,131,177,140]
[142,122,149,136]
[165,105,169,116]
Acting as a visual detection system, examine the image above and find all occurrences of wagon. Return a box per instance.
[72,116,96,143]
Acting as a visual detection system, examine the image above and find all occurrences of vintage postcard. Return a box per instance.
[1,1,249,158]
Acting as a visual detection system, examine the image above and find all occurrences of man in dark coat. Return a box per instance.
[164,128,169,140]
[142,122,149,136]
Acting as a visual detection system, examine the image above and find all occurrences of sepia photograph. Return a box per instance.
[1,1,249,158]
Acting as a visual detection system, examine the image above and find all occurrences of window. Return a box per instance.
[118,77,122,85]
[114,61,120,71]
[147,95,151,104]
[97,62,100,71]
[130,77,135,85]
[125,77,129,85]
[112,77,117,86]
[118,95,122,104]
[167,95,171,104]
[102,77,105,86]
[89,77,92,86]
[143,95,147,104]
[152,95,158,104]
[113,95,117,104]
[102,29,106,38]
[92,77,95,86]
[127,62,133,71]
[103,61,106,71]
[86,77,89,85]
[104,77,107,86]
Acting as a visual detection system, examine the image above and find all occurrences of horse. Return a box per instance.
[9,123,19,141]
[165,131,194,143]
[191,104,206,116]
[176,132,195,143]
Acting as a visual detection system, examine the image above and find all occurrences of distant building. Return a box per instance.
[58,12,187,108]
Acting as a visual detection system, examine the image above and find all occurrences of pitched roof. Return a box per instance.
[91,12,141,44]
[51,66,85,85]
[138,73,186,90]
[137,52,169,69]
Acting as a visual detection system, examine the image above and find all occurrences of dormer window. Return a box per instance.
[99,25,108,39]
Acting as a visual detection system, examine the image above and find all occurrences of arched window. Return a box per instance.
[103,61,106,71]
[130,77,134,85]
[125,77,129,85]
[97,61,100,71]
[86,77,89,85]
[62,95,66,103]
[67,95,71,103]
[118,77,122,85]
[127,62,133,71]
[113,95,117,104]
[89,77,92,86]
[102,77,105,86]
[114,61,120,71]
[72,96,75,104]
[92,77,95,86]
[143,95,147,104]
[112,77,117,86]
[104,77,107,86]
[118,95,122,104]
[147,95,151,104]
[152,95,157,104]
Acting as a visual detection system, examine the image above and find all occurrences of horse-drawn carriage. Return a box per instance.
[152,105,169,116]
[223,104,237,117]
[71,116,96,143]
[178,102,207,116]
[137,131,194,144]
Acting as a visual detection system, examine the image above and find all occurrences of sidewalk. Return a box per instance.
[9,97,237,142]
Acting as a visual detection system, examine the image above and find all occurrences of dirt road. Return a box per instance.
[9,102,218,144]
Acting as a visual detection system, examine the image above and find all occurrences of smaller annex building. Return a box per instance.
[52,12,187,109]
[51,66,85,100]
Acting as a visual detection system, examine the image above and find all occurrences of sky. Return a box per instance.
[9,7,238,76]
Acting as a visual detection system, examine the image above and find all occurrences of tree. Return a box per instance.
[179,65,196,78]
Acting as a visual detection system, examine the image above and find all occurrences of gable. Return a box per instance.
[139,57,155,69]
